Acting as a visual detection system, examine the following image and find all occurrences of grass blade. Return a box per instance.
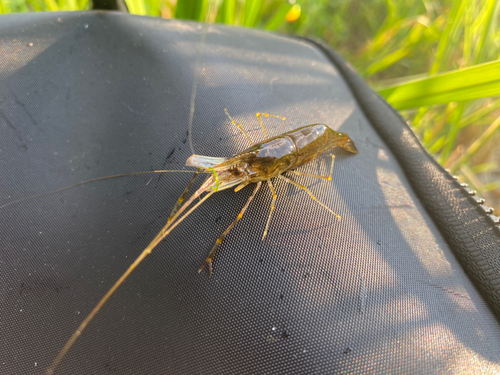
[430,0,468,74]
[264,3,291,31]
[242,0,263,27]
[450,115,500,172]
[378,60,500,110]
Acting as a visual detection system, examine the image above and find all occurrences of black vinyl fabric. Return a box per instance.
[1,12,500,374]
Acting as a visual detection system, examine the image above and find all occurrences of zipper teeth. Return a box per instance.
[445,169,500,233]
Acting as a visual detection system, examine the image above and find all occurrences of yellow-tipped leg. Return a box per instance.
[168,169,200,221]
[277,175,341,221]
[289,155,335,180]
[256,112,286,140]
[224,109,253,145]
[234,181,251,192]
[198,239,220,277]
[198,181,262,276]
[262,179,277,240]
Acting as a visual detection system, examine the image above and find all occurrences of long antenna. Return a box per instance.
[46,174,215,374]
[0,170,211,210]
[186,0,218,155]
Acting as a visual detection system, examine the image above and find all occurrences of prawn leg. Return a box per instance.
[277,175,341,221]
[167,169,201,221]
[256,112,286,139]
[198,181,262,277]
[289,155,336,181]
[225,109,253,145]
[262,179,277,240]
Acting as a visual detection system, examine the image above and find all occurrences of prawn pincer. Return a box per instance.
[39,109,358,374]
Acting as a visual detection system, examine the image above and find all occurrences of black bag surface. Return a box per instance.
[1,12,499,374]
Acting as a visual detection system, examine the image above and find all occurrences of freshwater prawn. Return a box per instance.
[13,109,358,374]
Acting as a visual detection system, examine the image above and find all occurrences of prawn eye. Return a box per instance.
[230,166,244,176]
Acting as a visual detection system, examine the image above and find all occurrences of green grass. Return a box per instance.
[377,61,500,111]
[2,0,499,211]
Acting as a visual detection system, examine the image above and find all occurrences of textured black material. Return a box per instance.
[304,38,500,319]
[1,12,500,375]
[91,0,128,12]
